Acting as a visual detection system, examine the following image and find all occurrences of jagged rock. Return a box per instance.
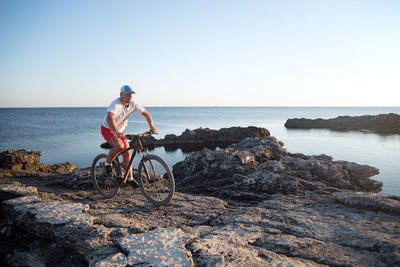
[157,126,270,146]
[1,179,399,266]
[42,167,93,189]
[118,228,194,266]
[0,181,38,200]
[207,193,400,267]
[89,191,230,234]
[0,150,41,171]
[334,191,400,214]
[1,181,231,266]
[189,224,325,266]
[174,136,382,200]
[37,162,77,174]
[92,253,127,267]
[2,196,117,263]
[0,149,76,176]
[285,113,400,134]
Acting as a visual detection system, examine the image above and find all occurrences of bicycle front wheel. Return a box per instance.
[138,154,175,206]
[91,154,121,198]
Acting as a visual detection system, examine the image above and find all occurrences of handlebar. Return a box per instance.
[125,131,157,140]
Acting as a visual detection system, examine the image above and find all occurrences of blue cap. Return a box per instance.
[120,85,135,94]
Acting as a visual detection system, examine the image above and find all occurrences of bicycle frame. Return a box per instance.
[112,135,152,185]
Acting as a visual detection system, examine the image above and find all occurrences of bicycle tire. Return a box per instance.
[138,154,175,206]
[91,154,121,198]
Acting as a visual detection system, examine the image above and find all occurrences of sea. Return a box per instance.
[0,107,399,196]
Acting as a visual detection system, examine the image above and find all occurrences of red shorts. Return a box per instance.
[101,125,125,142]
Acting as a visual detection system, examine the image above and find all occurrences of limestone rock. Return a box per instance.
[174,137,382,201]
[190,224,325,266]
[1,179,399,267]
[43,167,93,189]
[2,195,115,263]
[0,181,38,200]
[118,228,194,267]
[334,191,400,214]
[0,149,41,171]
[0,149,76,176]
[92,253,127,267]
[213,193,400,266]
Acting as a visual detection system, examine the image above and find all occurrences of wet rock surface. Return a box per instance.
[284,113,400,134]
[1,132,399,266]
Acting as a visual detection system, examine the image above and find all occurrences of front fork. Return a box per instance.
[114,150,140,186]
[139,154,158,183]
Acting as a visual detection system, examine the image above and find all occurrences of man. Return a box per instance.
[101,85,157,181]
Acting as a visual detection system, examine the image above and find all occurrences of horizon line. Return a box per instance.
[1,105,400,109]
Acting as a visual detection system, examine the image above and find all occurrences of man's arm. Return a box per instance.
[142,110,158,133]
[106,112,119,132]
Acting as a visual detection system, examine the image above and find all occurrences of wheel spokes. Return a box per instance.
[92,156,120,198]
[141,159,171,202]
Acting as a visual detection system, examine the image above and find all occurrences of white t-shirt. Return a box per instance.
[102,98,146,132]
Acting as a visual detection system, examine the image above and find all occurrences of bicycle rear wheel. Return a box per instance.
[91,154,121,198]
[138,154,175,206]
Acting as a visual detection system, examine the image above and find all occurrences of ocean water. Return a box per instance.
[0,106,399,196]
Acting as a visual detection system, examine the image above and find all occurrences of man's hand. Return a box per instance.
[116,131,126,139]
[142,111,157,134]
[150,127,158,134]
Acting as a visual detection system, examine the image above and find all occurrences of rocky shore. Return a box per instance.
[284,113,400,134]
[1,127,399,266]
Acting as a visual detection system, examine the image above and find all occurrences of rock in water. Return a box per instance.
[101,126,271,151]
[285,113,400,134]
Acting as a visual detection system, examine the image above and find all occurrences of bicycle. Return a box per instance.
[91,131,175,206]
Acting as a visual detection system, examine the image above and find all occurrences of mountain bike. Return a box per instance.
[91,131,175,206]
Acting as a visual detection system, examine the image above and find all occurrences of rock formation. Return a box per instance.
[284,113,400,134]
[1,130,399,266]
[173,136,382,203]
[0,150,76,176]
[1,181,399,266]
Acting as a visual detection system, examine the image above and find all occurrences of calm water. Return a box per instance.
[0,107,399,196]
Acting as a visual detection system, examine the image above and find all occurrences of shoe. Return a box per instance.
[100,162,113,176]
[105,165,113,175]
[127,178,138,188]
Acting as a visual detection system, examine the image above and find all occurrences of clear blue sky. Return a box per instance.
[0,0,399,107]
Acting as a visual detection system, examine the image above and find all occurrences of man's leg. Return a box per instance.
[121,138,133,178]
[106,136,125,164]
